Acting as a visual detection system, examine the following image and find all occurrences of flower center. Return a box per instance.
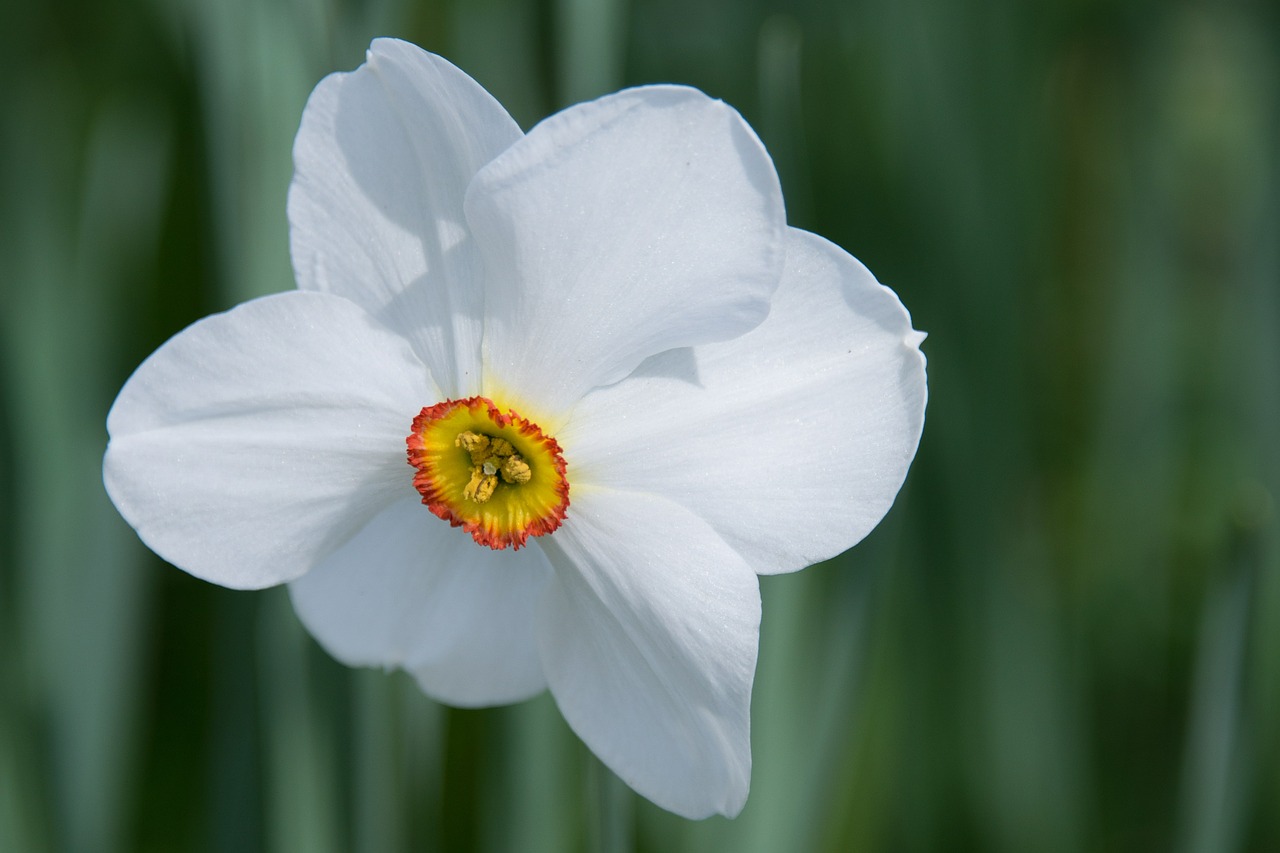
[406,396,569,550]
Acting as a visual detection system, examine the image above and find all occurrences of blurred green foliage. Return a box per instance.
[2,0,1277,851]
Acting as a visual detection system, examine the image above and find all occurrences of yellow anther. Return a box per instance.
[500,455,532,484]
[463,468,498,503]
[490,438,516,458]
[456,431,491,465]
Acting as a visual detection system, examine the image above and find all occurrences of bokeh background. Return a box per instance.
[3,0,1278,850]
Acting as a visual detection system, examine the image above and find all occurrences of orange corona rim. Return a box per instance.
[406,396,569,550]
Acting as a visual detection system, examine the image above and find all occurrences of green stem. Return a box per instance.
[586,753,633,853]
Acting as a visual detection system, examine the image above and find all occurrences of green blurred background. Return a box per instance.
[2,0,1278,850]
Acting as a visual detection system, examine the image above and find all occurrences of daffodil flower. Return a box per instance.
[103,38,927,819]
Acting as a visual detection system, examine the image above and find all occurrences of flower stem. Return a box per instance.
[585,752,633,853]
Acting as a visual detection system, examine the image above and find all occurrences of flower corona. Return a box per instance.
[407,397,569,549]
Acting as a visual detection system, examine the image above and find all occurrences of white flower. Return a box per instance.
[103,38,927,819]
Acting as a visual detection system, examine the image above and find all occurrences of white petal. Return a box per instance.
[536,487,759,819]
[289,498,550,706]
[562,228,927,574]
[104,292,437,589]
[288,38,523,398]
[465,86,786,421]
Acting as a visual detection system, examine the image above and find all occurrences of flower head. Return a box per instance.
[103,38,927,819]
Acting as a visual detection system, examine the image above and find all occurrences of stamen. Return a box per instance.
[500,455,532,484]
[456,431,491,465]
[453,428,536,505]
[463,469,498,503]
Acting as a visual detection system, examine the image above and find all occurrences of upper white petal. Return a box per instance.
[288,38,522,398]
[289,497,550,707]
[104,292,437,589]
[465,85,786,422]
[562,228,927,574]
[536,487,759,819]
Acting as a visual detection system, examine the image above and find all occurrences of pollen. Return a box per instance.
[407,397,569,550]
